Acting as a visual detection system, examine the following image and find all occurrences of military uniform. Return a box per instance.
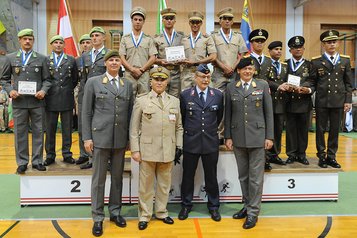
[311,30,353,167]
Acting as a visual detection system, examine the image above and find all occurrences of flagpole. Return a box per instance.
[247,0,254,29]
[65,0,79,55]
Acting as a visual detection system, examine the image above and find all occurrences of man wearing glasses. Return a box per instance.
[180,11,217,90]
[178,64,223,221]
[154,8,184,97]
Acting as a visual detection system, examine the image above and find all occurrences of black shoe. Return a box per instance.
[296,156,309,165]
[285,156,296,164]
[243,216,258,229]
[270,156,286,165]
[157,216,174,224]
[138,221,148,230]
[110,215,127,228]
[264,162,272,171]
[32,164,46,171]
[318,158,328,168]
[75,156,89,165]
[44,158,55,166]
[327,159,341,168]
[92,221,103,237]
[209,209,221,222]
[63,157,75,164]
[80,161,92,169]
[233,207,247,219]
[178,207,191,220]
[16,164,28,174]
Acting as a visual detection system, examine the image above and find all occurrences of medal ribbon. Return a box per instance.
[290,58,305,72]
[131,31,144,48]
[324,53,340,66]
[220,28,232,44]
[21,50,33,66]
[91,48,103,64]
[190,32,201,49]
[52,52,64,69]
[163,29,176,46]
[273,61,281,75]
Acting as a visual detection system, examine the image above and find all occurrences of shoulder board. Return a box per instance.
[211,30,219,35]
[280,61,287,65]
[243,55,251,58]
[340,54,350,58]
[136,92,149,98]
[202,33,210,38]
[177,31,184,35]
[311,55,322,60]
[232,31,242,34]
[304,59,311,62]
[143,33,152,37]
[123,33,131,37]
[154,33,163,38]
[265,55,271,59]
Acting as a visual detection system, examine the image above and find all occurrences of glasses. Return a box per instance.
[221,16,233,21]
[163,16,175,21]
[190,20,202,25]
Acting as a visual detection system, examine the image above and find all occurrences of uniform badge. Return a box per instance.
[236,81,241,87]
[252,90,263,95]
[145,114,152,119]
[256,101,260,107]
[120,78,124,86]
[252,81,257,88]
[35,68,39,72]
[102,76,108,84]
[15,67,20,74]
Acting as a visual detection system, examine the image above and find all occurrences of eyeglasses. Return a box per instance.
[221,16,233,21]
[190,20,202,25]
[163,16,175,21]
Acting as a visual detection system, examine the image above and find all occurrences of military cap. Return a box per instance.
[188,11,204,21]
[320,30,339,42]
[104,50,120,61]
[150,66,170,79]
[50,35,64,44]
[89,26,106,36]
[237,57,254,70]
[17,28,34,38]
[79,34,91,43]
[131,6,146,19]
[161,8,177,16]
[196,64,210,74]
[268,41,282,50]
[288,36,305,48]
[249,29,268,42]
[217,7,234,18]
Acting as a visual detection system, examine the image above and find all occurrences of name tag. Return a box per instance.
[169,114,176,122]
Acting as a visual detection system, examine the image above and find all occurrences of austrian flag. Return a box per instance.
[57,0,78,57]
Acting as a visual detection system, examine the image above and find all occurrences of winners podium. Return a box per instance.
[20,151,340,206]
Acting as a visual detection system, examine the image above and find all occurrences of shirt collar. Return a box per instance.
[240,79,252,86]
[195,86,208,95]
[92,46,104,54]
[105,72,118,81]
[151,90,167,100]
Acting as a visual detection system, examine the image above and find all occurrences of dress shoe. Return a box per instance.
[285,156,296,164]
[327,159,341,168]
[92,221,103,236]
[16,164,28,174]
[318,158,328,168]
[80,161,92,169]
[44,158,55,166]
[233,207,247,219]
[264,162,272,171]
[32,164,46,171]
[75,156,89,165]
[209,209,221,222]
[138,221,148,230]
[63,157,75,164]
[110,215,127,227]
[270,156,286,165]
[296,156,309,165]
[243,215,258,229]
[178,207,191,220]
[157,216,174,224]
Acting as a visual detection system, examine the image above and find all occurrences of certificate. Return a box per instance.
[165,46,185,62]
[18,81,37,95]
[287,74,301,87]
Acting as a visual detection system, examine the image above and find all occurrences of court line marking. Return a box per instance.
[52,220,71,238]
[193,218,203,238]
[318,216,332,238]
[0,220,20,238]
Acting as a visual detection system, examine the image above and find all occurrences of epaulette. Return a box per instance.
[233,31,242,34]
[265,55,271,59]
[340,54,350,58]
[243,55,251,58]
[280,61,287,65]
[154,33,163,37]
[123,33,131,38]
[211,30,219,35]
[137,92,149,98]
[177,31,184,36]
[311,55,321,60]
[202,33,210,37]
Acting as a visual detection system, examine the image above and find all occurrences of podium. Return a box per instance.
[20,151,340,205]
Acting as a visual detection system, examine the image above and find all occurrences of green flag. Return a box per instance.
[156,0,167,34]
[0,20,6,35]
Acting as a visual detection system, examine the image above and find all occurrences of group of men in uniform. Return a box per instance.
[0,5,353,235]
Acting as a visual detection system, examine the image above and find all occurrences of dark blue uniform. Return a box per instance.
[179,86,224,210]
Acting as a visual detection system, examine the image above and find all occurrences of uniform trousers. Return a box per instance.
[91,147,125,222]
[212,68,237,92]
[315,107,343,160]
[181,151,220,210]
[166,68,181,98]
[267,113,285,157]
[13,107,44,166]
[138,160,173,222]
[77,103,89,158]
[233,146,265,217]
[124,71,150,96]
[285,112,309,158]
[45,110,73,159]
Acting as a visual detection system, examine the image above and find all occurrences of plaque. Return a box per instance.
[165,46,185,62]
[287,74,301,87]
[18,81,37,95]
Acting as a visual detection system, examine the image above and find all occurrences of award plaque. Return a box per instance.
[287,74,301,87]
[18,81,37,95]
[165,46,185,62]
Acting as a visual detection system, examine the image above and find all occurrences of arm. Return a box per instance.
[175,99,183,149]
[129,98,142,155]
[71,58,79,89]
[35,56,52,99]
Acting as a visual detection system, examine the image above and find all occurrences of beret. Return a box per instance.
[268,41,282,50]
[18,28,34,38]
[79,34,91,43]
[50,35,64,44]
[89,26,105,36]
[104,50,120,61]
[237,57,254,70]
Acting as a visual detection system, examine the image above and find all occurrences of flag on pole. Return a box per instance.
[57,0,78,57]
[156,0,167,34]
[240,0,252,51]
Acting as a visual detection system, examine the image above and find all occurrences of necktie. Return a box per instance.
[258,56,262,64]
[274,61,280,68]
[295,61,300,67]
[244,82,249,91]
[157,94,164,108]
[112,78,119,91]
[330,56,334,64]
[199,91,205,104]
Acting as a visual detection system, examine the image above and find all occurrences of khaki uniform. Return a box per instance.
[130,91,183,222]
[119,33,157,95]
[154,32,184,97]
[180,34,216,90]
[211,30,247,91]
